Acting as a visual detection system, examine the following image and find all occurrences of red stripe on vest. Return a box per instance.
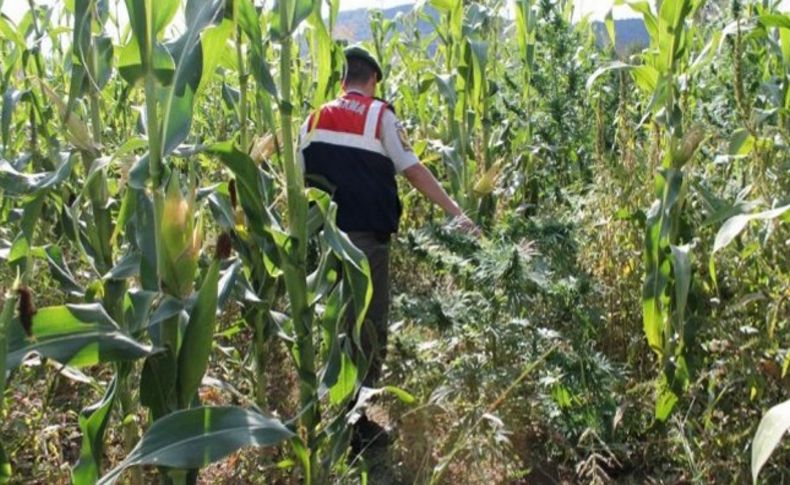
[308,93,386,139]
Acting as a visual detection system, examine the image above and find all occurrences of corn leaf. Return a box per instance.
[177,260,220,408]
[2,88,25,151]
[159,0,226,158]
[118,39,175,85]
[0,442,10,482]
[98,406,294,485]
[0,157,75,196]
[306,188,371,330]
[6,304,153,371]
[270,0,315,40]
[752,399,790,483]
[72,376,118,485]
[713,205,790,254]
[236,0,278,97]
[0,292,17,403]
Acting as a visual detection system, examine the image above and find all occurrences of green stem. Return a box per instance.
[278,3,317,481]
[118,365,143,485]
[144,0,163,188]
[0,293,18,413]
[252,310,268,410]
[236,27,249,151]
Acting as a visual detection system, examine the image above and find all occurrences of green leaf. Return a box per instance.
[0,156,75,196]
[70,1,114,98]
[307,4,334,107]
[0,292,18,402]
[140,349,177,420]
[780,28,790,71]
[434,73,457,107]
[236,0,278,97]
[124,290,157,334]
[177,260,220,408]
[133,189,160,292]
[72,376,118,485]
[0,16,27,48]
[306,189,372,330]
[197,19,233,96]
[118,39,175,86]
[124,0,178,43]
[158,0,226,158]
[6,304,153,371]
[429,0,461,13]
[728,129,754,156]
[605,8,616,47]
[0,441,10,482]
[208,141,276,238]
[752,399,790,483]
[631,65,659,92]
[153,0,180,36]
[41,245,83,295]
[98,406,294,485]
[383,386,417,405]
[759,13,790,30]
[655,385,678,422]
[657,0,693,71]
[585,61,631,91]
[670,244,691,326]
[271,0,316,40]
[103,252,141,281]
[327,351,357,405]
[617,0,658,42]
[713,205,790,254]
[2,88,25,151]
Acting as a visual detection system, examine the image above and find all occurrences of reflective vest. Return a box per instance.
[301,93,401,234]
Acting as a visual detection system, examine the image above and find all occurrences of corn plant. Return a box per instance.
[589,0,707,421]
[0,0,297,483]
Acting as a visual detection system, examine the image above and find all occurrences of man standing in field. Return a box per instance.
[299,46,475,447]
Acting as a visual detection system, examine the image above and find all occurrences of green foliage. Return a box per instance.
[98,406,294,484]
[752,399,790,483]
[0,0,788,482]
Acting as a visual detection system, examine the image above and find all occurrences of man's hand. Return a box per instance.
[449,214,481,237]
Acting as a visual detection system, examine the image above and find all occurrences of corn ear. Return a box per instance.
[473,161,502,197]
[250,132,278,164]
[671,125,705,168]
[159,176,201,298]
[38,80,100,154]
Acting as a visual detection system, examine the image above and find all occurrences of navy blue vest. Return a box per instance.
[301,93,401,234]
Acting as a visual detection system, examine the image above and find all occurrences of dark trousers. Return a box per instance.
[346,232,390,387]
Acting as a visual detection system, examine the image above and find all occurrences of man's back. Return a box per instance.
[300,91,417,234]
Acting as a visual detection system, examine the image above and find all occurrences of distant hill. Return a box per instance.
[334,4,432,42]
[591,18,650,55]
[335,6,650,55]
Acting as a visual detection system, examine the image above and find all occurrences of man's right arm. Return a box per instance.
[380,108,478,234]
[402,163,478,233]
[402,163,462,217]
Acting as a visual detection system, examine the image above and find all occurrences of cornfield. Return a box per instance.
[0,0,788,483]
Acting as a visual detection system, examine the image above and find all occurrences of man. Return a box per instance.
[298,45,475,445]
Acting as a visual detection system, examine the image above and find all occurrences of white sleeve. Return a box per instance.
[380,109,419,173]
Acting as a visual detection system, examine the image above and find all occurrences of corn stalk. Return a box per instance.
[636,0,703,421]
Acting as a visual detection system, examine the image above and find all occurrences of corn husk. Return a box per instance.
[250,132,278,163]
[473,161,502,196]
[160,176,202,298]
